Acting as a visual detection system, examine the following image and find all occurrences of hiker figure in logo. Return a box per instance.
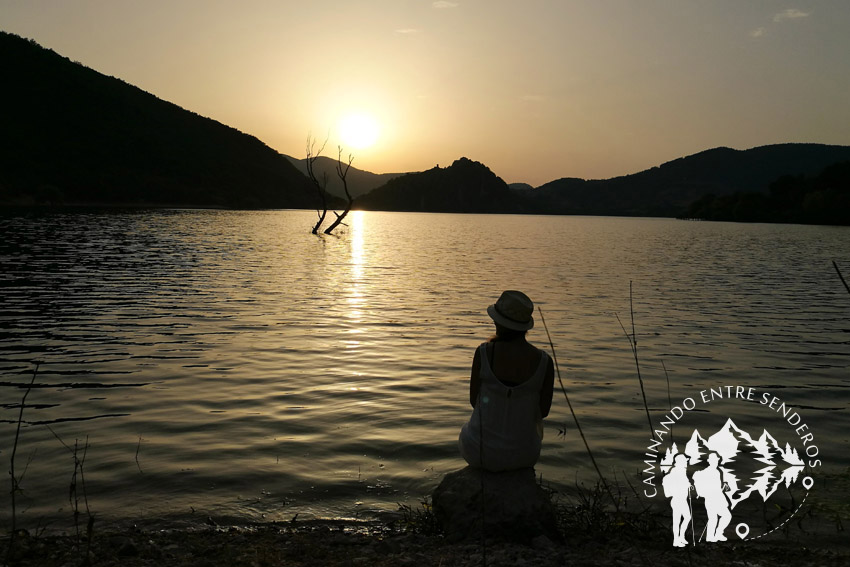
[662,453,693,547]
[692,452,732,542]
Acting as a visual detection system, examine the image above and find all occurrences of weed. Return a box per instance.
[396,497,442,535]
[4,363,39,564]
[551,479,667,545]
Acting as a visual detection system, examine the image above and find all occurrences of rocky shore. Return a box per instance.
[5,469,848,566]
[4,518,849,567]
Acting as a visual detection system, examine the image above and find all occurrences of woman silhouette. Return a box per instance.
[458,290,555,471]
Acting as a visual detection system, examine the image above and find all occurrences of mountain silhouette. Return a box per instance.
[754,430,782,465]
[684,429,711,465]
[284,155,403,199]
[5,31,849,219]
[683,159,850,224]
[356,146,850,221]
[666,419,806,509]
[705,418,750,463]
[528,145,850,218]
[357,157,526,213]
[0,31,317,208]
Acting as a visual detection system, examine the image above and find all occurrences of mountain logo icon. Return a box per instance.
[657,418,810,547]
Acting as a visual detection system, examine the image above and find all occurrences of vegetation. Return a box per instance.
[0,32,317,209]
[529,145,850,218]
[682,161,850,225]
[355,147,850,222]
[285,154,401,199]
[304,138,356,235]
[357,157,526,214]
[5,31,850,222]
[4,364,96,566]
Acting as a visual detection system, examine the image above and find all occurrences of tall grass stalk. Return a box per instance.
[5,363,39,563]
[615,281,654,436]
[537,307,617,507]
[834,260,850,296]
[135,435,144,474]
[661,359,673,438]
[48,427,94,562]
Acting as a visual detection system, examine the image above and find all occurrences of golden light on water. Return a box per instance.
[345,211,366,348]
[349,210,365,272]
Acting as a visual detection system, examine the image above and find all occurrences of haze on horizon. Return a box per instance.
[3,1,849,186]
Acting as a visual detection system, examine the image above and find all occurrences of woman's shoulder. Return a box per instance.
[531,344,551,359]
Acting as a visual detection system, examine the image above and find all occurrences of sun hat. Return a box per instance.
[487,290,534,331]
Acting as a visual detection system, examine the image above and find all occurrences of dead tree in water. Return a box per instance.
[323,147,355,235]
[306,135,329,234]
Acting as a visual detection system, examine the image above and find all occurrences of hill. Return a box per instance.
[284,154,402,199]
[682,160,850,225]
[4,32,848,218]
[529,144,850,217]
[0,32,317,208]
[354,144,850,219]
[356,157,526,213]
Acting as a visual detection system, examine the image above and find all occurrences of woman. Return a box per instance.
[458,290,555,472]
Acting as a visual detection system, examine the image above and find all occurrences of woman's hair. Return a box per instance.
[489,324,528,342]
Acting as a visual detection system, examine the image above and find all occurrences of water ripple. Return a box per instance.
[0,209,848,527]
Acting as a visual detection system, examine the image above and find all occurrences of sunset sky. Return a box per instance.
[4,1,849,186]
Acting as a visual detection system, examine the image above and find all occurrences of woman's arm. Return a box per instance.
[540,356,555,417]
[469,346,482,407]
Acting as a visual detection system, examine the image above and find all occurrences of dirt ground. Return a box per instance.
[4,517,849,567]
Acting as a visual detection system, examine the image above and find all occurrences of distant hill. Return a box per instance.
[0,32,318,208]
[682,160,850,225]
[4,32,848,220]
[353,144,850,219]
[529,144,850,217]
[356,157,527,213]
[284,154,403,199]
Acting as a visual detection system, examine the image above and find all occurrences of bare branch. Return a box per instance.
[324,147,356,234]
[305,133,331,234]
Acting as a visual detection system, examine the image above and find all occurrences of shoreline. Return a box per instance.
[5,468,848,565]
[4,516,849,567]
[4,463,849,564]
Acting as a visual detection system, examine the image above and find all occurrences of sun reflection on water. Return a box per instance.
[346,210,366,343]
[2,210,849,526]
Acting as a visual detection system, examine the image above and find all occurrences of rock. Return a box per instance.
[532,534,556,550]
[431,466,559,543]
[116,537,139,557]
[373,539,401,555]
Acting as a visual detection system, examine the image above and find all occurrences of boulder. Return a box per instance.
[431,466,559,543]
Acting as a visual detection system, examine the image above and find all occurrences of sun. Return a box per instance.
[338,113,380,150]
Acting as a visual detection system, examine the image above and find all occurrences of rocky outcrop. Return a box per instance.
[356,158,527,214]
[431,466,558,543]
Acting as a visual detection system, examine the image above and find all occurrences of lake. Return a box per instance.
[1,209,848,530]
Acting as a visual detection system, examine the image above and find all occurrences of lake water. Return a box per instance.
[1,209,848,530]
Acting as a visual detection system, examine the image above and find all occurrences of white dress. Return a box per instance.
[458,343,550,472]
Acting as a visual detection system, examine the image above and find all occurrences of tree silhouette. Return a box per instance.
[305,137,356,235]
[323,147,355,234]
[306,135,330,234]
